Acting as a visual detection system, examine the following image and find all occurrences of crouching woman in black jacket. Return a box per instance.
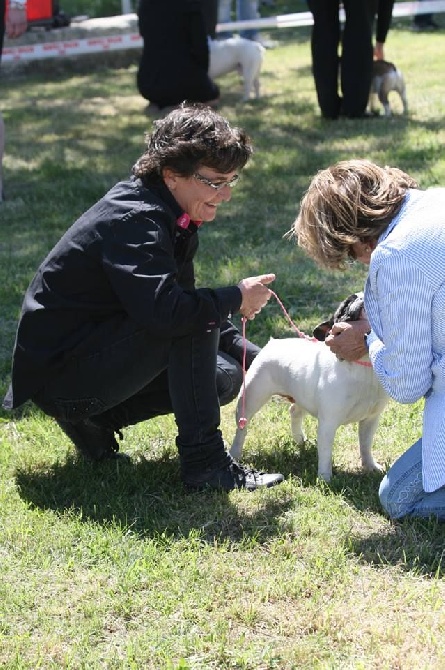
[3,103,284,493]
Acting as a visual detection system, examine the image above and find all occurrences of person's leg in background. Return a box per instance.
[340,0,375,118]
[238,0,260,40]
[307,0,342,120]
[412,0,439,31]
[217,0,234,39]
[1,0,5,202]
[0,113,4,201]
[203,0,219,38]
[379,438,445,520]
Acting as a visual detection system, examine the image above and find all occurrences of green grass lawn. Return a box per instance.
[1,17,445,669]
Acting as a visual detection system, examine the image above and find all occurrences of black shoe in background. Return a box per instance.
[412,15,439,31]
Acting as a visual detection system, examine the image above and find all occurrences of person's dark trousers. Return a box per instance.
[168,328,232,481]
[307,0,376,119]
[341,0,376,117]
[202,0,219,38]
[33,321,241,474]
[307,0,342,119]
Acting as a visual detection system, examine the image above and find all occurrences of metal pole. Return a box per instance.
[121,0,132,15]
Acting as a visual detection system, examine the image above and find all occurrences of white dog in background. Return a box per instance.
[230,293,389,482]
[208,37,265,101]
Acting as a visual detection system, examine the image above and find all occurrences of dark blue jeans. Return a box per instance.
[34,324,244,474]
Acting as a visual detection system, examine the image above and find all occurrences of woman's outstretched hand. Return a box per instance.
[238,273,276,320]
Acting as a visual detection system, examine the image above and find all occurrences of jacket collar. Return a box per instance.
[136,177,202,230]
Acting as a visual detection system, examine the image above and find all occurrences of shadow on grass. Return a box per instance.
[248,440,445,576]
[323,467,445,577]
[242,435,383,508]
[323,467,445,578]
[14,453,293,545]
[349,518,445,578]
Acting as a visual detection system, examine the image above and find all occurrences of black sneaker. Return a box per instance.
[184,460,284,492]
[57,418,129,462]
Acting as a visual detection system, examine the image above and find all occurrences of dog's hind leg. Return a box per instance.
[368,92,380,116]
[399,83,408,114]
[358,415,383,472]
[241,73,254,101]
[379,81,392,117]
[253,76,260,99]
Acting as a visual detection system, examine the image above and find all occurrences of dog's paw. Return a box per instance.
[361,459,384,473]
[292,432,306,445]
[317,471,332,483]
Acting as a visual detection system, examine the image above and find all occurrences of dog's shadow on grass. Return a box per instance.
[250,441,445,576]
[245,437,383,508]
[349,517,445,578]
[329,469,445,578]
[14,454,294,545]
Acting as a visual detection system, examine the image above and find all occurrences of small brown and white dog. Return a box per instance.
[208,37,265,101]
[368,60,408,117]
[230,293,389,482]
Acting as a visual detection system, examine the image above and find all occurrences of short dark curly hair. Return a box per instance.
[133,103,253,183]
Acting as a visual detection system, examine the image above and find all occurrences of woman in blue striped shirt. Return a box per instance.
[294,159,445,520]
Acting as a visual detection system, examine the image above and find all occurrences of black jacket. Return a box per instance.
[3,177,243,409]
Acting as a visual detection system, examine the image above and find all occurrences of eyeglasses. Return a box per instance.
[193,172,240,191]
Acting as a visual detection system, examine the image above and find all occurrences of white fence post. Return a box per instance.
[121,0,132,15]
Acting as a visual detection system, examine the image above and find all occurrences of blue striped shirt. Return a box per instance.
[365,188,445,492]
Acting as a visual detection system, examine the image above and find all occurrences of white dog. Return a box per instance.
[230,293,388,482]
[208,37,265,101]
[368,60,408,117]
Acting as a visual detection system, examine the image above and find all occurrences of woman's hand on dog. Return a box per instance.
[238,273,275,320]
[325,318,370,361]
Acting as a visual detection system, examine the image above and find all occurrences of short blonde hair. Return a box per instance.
[292,159,418,270]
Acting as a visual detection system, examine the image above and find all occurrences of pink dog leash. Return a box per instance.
[237,290,371,430]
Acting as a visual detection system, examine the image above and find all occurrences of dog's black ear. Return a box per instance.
[333,292,364,323]
[313,320,332,341]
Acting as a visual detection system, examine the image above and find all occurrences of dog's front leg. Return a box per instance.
[242,73,253,102]
[358,416,383,472]
[230,427,247,460]
[253,77,260,99]
[316,419,338,482]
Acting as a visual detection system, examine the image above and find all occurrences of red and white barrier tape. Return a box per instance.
[2,1,445,64]
[3,32,143,62]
